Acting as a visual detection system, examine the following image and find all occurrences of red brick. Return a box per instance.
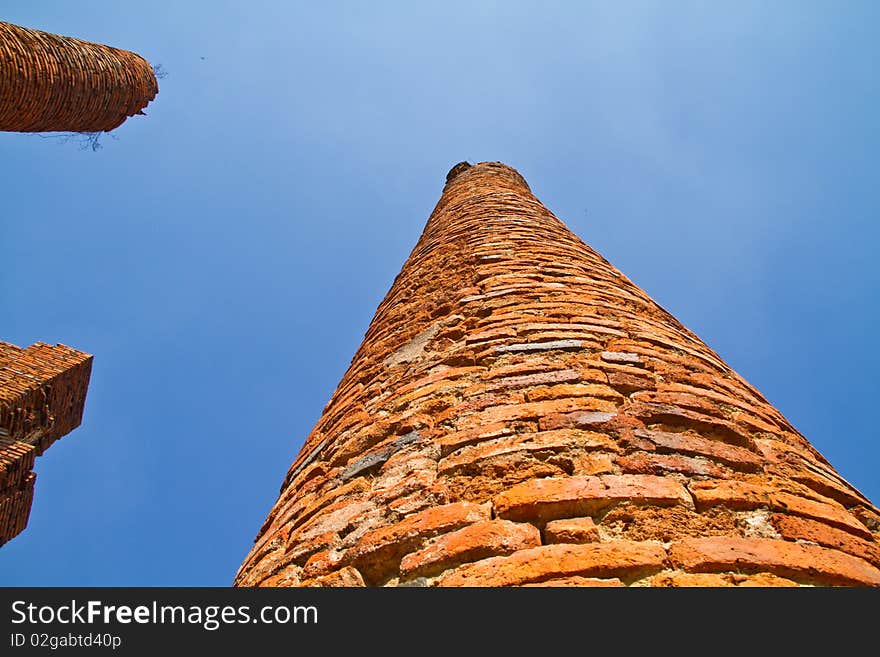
[281,477,370,533]
[285,531,341,566]
[537,410,619,431]
[386,482,450,517]
[771,514,880,567]
[438,429,619,474]
[437,422,516,456]
[301,549,344,579]
[256,565,303,588]
[632,428,763,472]
[627,401,753,448]
[735,573,801,587]
[464,397,617,429]
[633,390,728,417]
[669,536,880,586]
[521,322,627,337]
[343,501,490,583]
[850,506,880,536]
[755,438,872,508]
[494,474,694,523]
[485,361,569,380]
[544,517,599,544]
[391,377,471,411]
[657,382,779,424]
[439,540,667,586]
[601,351,643,365]
[400,519,540,578]
[369,470,436,505]
[523,577,624,587]
[616,452,728,478]
[607,371,654,394]
[298,566,365,588]
[393,366,482,397]
[650,572,799,587]
[525,383,623,403]
[571,453,615,476]
[753,438,835,471]
[690,479,870,538]
[486,369,581,392]
[729,410,788,440]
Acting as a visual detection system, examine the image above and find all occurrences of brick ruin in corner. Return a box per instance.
[0,341,92,546]
[235,161,880,587]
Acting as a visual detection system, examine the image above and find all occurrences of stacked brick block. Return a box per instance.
[0,20,157,133]
[0,341,92,546]
[235,161,880,587]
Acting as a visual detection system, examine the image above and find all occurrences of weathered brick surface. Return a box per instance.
[616,452,729,479]
[494,475,693,523]
[399,519,540,579]
[770,514,880,567]
[690,479,870,538]
[235,161,880,587]
[543,517,600,544]
[0,21,157,132]
[297,566,365,588]
[523,576,624,587]
[0,341,92,546]
[649,572,799,587]
[438,541,667,586]
[669,537,880,586]
[632,428,763,472]
[598,504,738,543]
[341,502,489,583]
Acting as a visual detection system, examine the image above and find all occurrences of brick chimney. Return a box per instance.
[0,20,157,133]
[235,161,880,587]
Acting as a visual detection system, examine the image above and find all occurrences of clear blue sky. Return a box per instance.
[2,1,877,585]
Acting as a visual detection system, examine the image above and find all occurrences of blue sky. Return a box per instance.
[1,1,877,585]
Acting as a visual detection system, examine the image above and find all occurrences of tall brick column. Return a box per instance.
[0,341,92,546]
[236,161,880,587]
[0,20,157,133]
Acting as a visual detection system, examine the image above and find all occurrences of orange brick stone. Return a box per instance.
[438,429,617,475]
[399,519,540,579]
[301,549,344,579]
[525,383,623,403]
[632,428,763,472]
[524,577,624,587]
[616,452,729,479]
[494,475,694,523]
[298,566,365,588]
[343,502,490,583]
[770,514,880,567]
[650,572,799,587]
[438,541,667,586]
[235,161,880,587]
[690,479,869,538]
[669,536,880,586]
[544,517,600,544]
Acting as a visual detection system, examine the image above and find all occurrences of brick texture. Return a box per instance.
[0,341,92,546]
[234,161,880,587]
[0,20,157,132]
